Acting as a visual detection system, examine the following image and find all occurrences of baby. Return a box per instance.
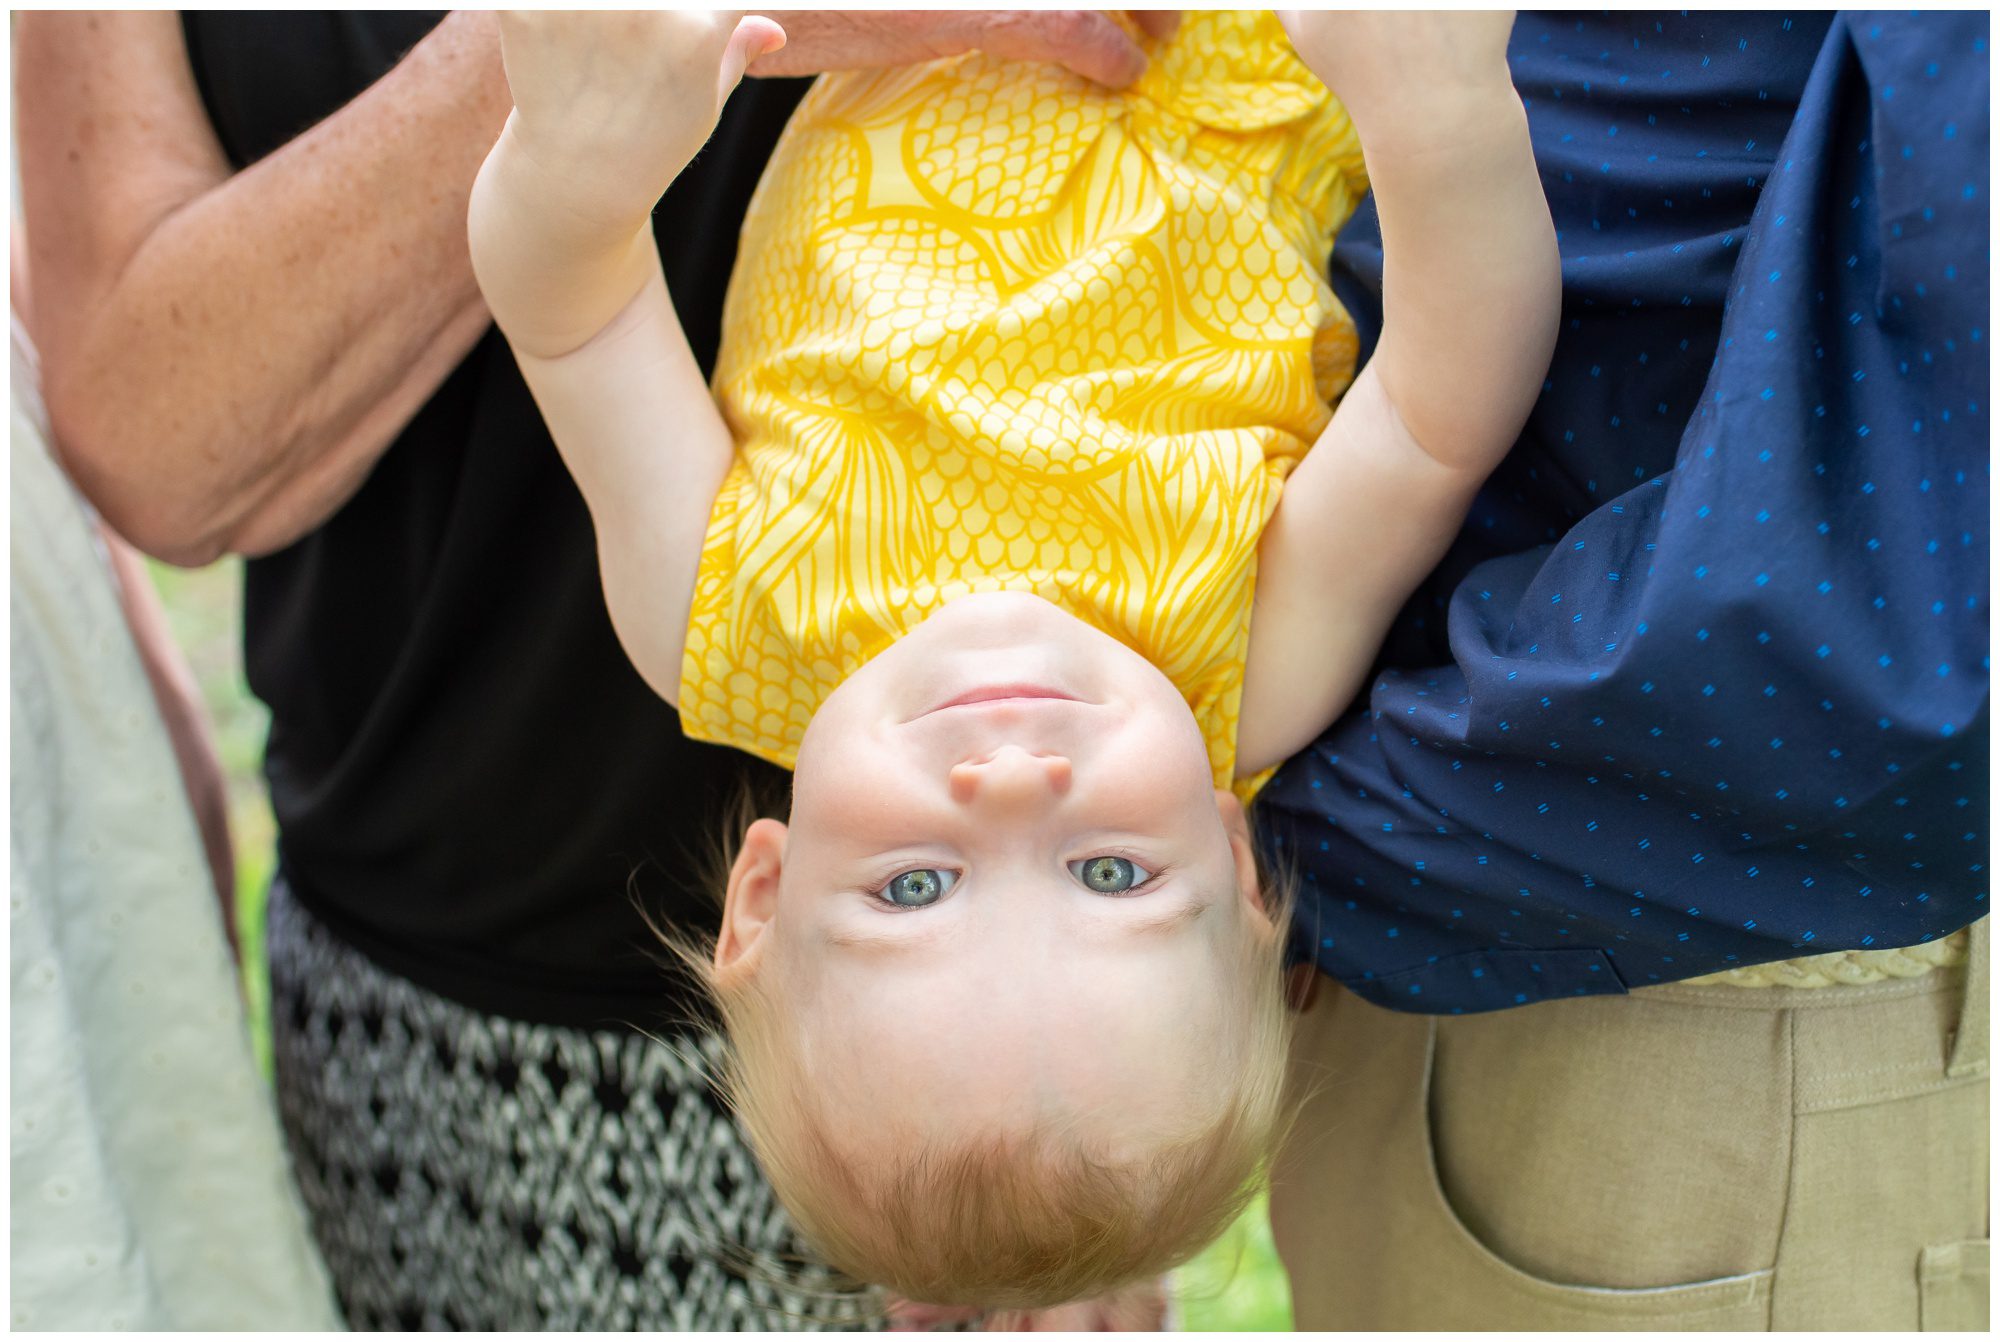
[469,9,1557,1310]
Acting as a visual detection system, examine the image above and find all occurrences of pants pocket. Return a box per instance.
[1919,1240,1989,1331]
[1272,987,1777,1330]
[1419,1014,1775,1328]
[1428,994,1790,1292]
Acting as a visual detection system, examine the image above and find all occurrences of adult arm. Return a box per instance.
[12,222,239,945]
[16,11,1178,571]
[99,528,240,953]
[745,8,1178,85]
[1258,11,1990,1012]
[14,10,514,567]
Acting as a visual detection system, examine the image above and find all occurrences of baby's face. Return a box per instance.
[718,592,1271,1159]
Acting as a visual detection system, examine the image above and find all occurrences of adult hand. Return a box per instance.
[746,10,1180,89]
[988,1276,1168,1329]
[97,525,241,956]
[885,1275,1168,1330]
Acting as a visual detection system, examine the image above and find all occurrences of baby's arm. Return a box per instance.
[466,12,783,705]
[1235,12,1560,776]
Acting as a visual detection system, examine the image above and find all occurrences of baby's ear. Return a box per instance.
[716,817,788,976]
[1213,789,1275,932]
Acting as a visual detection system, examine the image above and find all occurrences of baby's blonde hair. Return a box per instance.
[655,797,1298,1311]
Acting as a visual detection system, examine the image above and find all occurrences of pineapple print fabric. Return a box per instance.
[682,11,1367,790]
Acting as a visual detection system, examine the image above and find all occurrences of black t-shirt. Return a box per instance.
[180,11,807,1028]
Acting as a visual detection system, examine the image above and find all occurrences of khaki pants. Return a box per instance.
[1271,920,1989,1330]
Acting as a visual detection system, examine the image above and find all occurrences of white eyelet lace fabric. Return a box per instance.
[9,317,341,1329]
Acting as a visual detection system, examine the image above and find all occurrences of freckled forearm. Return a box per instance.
[31,12,513,564]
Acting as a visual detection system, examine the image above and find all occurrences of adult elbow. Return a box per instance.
[107,505,231,569]
[42,388,233,568]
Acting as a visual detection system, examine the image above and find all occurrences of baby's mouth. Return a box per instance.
[922,684,1080,717]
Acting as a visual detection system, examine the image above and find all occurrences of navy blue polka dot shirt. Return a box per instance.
[1261,11,1990,1012]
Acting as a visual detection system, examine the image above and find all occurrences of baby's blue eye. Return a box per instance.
[880,868,957,907]
[1070,856,1154,893]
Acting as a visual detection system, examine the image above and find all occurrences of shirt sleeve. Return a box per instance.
[1258,11,1991,1013]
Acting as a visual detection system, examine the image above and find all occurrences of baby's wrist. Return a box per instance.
[469,127,659,359]
[479,117,661,249]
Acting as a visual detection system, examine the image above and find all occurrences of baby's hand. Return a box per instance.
[1279,10,1516,143]
[495,10,786,235]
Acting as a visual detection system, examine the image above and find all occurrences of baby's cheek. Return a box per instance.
[755,918,829,1021]
[788,728,900,836]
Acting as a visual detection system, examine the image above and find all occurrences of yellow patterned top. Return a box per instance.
[680,11,1366,792]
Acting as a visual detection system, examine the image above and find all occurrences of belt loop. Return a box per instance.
[1946,916,1988,1079]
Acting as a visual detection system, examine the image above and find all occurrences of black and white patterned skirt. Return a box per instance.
[266,880,882,1331]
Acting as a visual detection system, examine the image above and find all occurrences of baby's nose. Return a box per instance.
[948,746,1074,805]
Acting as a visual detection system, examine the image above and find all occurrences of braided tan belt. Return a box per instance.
[1684,925,1972,989]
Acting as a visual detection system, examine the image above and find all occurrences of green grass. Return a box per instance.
[147,555,1293,1330]
[1178,1191,1293,1329]
[145,558,277,1076]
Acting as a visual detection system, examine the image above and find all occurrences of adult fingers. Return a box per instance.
[738,10,1152,87]
[1104,1277,1169,1329]
[1130,10,1181,43]
[885,1297,983,1330]
[973,10,1149,87]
